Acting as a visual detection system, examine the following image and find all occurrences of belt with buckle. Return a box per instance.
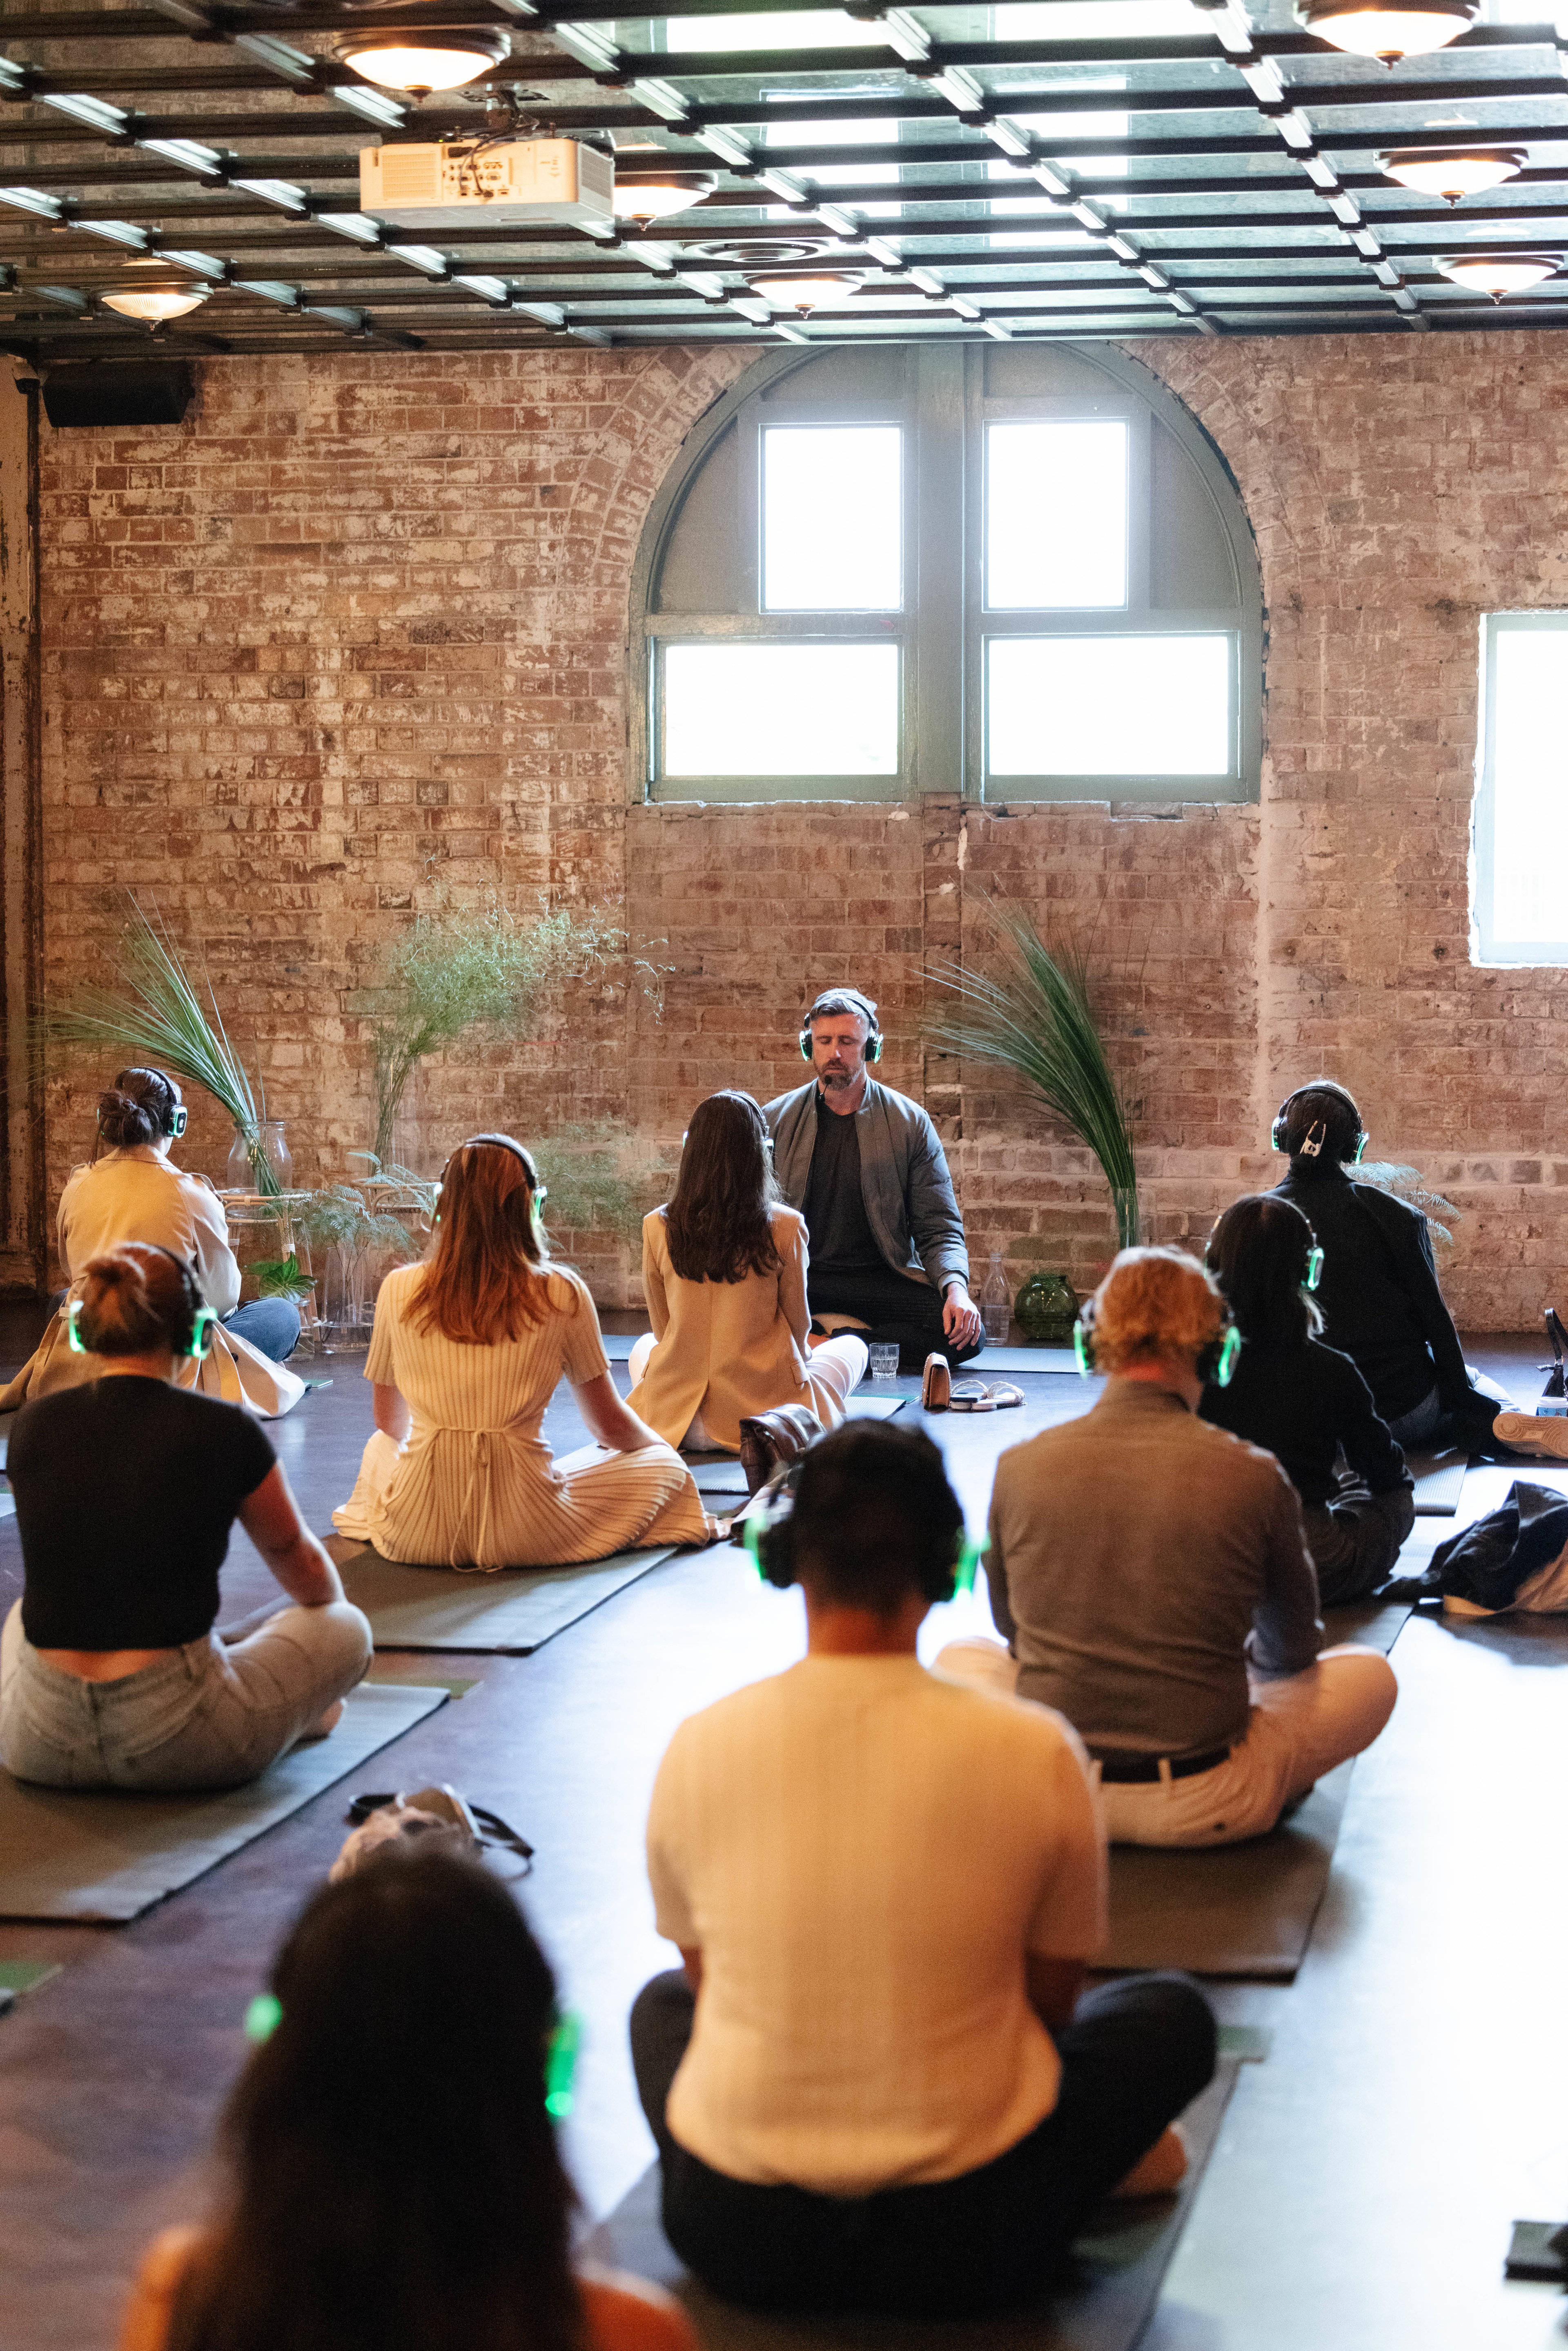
[1094,1743,1232,1785]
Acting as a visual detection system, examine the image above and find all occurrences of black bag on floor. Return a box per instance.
[1384,1480,1568,1611]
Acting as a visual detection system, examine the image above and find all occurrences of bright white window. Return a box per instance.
[662,641,900,777]
[664,12,871,47]
[987,420,1128,609]
[763,425,902,611]
[988,635,1232,778]
[1474,613,1568,961]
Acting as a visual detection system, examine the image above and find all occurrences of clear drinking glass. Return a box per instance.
[869,1342,899,1385]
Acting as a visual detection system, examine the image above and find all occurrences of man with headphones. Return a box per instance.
[938,1248,1397,1848]
[764,988,982,1371]
[629,1423,1214,2320]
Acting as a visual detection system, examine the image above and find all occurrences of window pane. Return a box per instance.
[987,635,1230,777]
[763,426,902,611]
[1488,625,1568,947]
[664,642,899,776]
[987,420,1127,609]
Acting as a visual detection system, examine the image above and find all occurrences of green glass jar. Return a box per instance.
[1014,1270,1080,1345]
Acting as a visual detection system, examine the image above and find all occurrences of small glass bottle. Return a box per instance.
[980,1249,1011,1344]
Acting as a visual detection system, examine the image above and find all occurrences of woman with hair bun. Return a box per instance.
[626,1090,867,1453]
[334,1134,719,1569]
[0,1066,304,1421]
[0,1243,371,1792]
[117,1844,693,2351]
[938,1247,1397,1847]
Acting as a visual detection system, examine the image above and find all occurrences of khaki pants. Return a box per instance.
[935,1637,1397,1847]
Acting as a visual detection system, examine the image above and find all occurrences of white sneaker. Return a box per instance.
[1493,1411,1568,1461]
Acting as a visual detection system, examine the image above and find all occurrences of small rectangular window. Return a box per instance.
[662,641,900,778]
[1475,613,1568,963]
[762,425,902,612]
[987,633,1231,779]
[986,419,1128,610]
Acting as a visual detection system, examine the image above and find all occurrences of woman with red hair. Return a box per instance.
[334,1135,717,1569]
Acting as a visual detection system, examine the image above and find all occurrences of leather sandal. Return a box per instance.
[921,1354,952,1412]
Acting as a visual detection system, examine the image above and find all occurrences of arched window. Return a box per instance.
[630,343,1262,805]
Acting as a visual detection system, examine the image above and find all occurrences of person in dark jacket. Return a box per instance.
[1268,1080,1560,1461]
[1201,1194,1414,1604]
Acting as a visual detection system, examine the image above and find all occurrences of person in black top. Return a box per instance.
[1267,1079,1554,1462]
[1201,1195,1415,1605]
[0,1243,372,1792]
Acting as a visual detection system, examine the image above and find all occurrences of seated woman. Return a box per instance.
[626,1090,868,1454]
[1270,1079,1556,1459]
[0,1244,370,1792]
[0,1067,304,1421]
[938,1249,1398,1847]
[632,1422,1215,2320]
[118,1843,696,2351]
[334,1133,718,1569]
[1201,1194,1415,1606]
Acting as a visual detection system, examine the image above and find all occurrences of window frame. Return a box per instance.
[629,343,1262,807]
[1472,608,1568,967]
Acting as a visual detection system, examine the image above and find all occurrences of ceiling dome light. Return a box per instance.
[102,285,209,323]
[340,31,510,96]
[1296,0,1477,63]
[752,274,856,314]
[1437,250,1561,300]
[611,172,716,225]
[1381,146,1524,201]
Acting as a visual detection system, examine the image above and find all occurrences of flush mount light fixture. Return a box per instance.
[751,274,858,313]
[339,30,510,96]
[611,172,716,225]
[1381,147,1524,201]
[1296,0,1477,63]
[1437,250,1561,299]
[102,283,209,323]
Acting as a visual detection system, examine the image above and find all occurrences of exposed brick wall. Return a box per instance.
[33,330,1568,1327]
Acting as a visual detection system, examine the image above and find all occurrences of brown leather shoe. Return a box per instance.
[921,1353,951,1412]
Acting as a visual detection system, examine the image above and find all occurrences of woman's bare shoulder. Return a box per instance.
[579,2268,699,2351]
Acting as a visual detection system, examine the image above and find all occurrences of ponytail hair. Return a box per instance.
[97,1067,183,1151]
[75,1243,202,1359]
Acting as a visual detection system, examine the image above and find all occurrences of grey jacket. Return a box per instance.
[762,1078,970,1294]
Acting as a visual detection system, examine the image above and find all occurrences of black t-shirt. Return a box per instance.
[800,1092,883,1276]
[11,1377,277,1649]
[1200,1336,1410,1509]
[1273,1166,1471,1421]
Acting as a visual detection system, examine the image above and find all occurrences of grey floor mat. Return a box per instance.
[1100,1760,1354,1981]
[0,1682,448,1922]
[581,2059,1241,2351]
[1407,1451,1468,1515]
[327,1537,680,1652]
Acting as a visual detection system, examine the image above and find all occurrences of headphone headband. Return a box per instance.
[69,1248,215,1361]
[1074,1293,1241,1389]
[1270,1086,1366,1164]
[740,1458,979,1601]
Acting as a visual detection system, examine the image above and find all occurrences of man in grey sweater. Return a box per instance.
[938,1248,1397,1846]
[764,988,982,1372]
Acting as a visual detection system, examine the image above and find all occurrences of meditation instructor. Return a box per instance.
[764,989,982,1371]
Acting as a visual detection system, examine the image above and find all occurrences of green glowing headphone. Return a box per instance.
[799,989,883,1065]
[67,1255,218,1362]
[1074,1304,1241,1389]
[243,1992,582,2123]
[1305,1244,1323,1292]
[739,1466,984,1603]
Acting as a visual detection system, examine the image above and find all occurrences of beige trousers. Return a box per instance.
[935,1637,1397,1847]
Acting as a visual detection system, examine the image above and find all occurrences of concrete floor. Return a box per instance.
[1,1317,1567,2347]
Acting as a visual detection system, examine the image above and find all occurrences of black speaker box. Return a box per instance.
[42,362,194,429]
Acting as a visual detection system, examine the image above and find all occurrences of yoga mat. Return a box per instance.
[581,2059,1243,2351]
[327,1538,680,1653]
[1323,1599,1413,1656]
[1099,1759,1355,1981]
[0,1682,449,1923]
[1408,1450,1468,1515]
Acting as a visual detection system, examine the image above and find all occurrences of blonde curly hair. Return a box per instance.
[1087,1247,1227,1373]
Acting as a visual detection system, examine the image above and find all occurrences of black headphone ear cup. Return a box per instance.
[761,1520,795,1589]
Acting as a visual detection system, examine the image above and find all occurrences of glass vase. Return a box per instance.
[1014,1271,1079,1345]
[319,1243,366,1353]
[227,1121,294,1199]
